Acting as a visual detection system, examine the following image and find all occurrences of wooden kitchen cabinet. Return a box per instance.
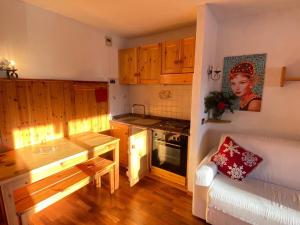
[110,121,129,167]
[119,36,195,85]
[119,48,139,84]
[161,40,182,74]
[109,121,150,187]
[119,44,161,84]
[139,43,161,84]
[128,128,149,187]
[161,36,195,84]
[181,37,196,73]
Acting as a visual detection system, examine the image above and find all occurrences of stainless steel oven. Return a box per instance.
[151,129,188,176]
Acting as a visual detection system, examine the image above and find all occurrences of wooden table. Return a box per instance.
[0,132,119,225]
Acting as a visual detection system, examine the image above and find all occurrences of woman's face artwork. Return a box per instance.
[230,74,253,97]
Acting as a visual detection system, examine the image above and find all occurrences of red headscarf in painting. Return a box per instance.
[230,62,255,80]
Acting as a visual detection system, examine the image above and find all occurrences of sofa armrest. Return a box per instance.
[195,161,218,186]
[193,148,218,220]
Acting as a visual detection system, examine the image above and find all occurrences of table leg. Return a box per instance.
[113,142,119,190]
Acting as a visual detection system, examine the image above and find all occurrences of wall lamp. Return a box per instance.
[207,65,221,81]
[0,59,19,79]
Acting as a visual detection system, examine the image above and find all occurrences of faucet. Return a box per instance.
[131,104,146,117]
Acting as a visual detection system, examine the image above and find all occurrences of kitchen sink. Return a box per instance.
[115,116,161,126]
[131,118,161,126]
[117,116,141,123]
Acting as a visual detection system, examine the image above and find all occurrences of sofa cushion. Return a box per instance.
[211,136,263,181]
[219,133,300,190]
[208,174,300,225]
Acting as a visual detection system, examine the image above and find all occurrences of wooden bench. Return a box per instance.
[13,157,115,225]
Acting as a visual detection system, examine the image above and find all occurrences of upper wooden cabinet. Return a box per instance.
[119,44,161,85]
[181,37,196,73]
[161,37,195,84]
[139,44,161,84]
[118,36,195,85]
[161,40,182,74]
[119,48,139,84]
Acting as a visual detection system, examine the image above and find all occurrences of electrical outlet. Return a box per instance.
[105,36,112,46]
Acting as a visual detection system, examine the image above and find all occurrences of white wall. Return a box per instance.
[128,84,192,120]
[188,5,219,191]
[190,5,300,192]
[213,7,300,140]
[0,0,129,116]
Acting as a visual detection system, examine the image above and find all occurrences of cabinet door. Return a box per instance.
[128,128,149,187]
[181,37,195,73]
[139,44,161,84]
[110,122,129,167]
[162,40,181,74]
[119,48,138,84]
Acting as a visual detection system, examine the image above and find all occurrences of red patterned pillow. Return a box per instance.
[211,136,263,181]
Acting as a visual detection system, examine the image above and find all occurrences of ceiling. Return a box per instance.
[20,0,300,38]
[197,0,300,21]
[20,0,197,38]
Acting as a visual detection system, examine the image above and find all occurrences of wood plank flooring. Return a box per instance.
[29,174,208,225]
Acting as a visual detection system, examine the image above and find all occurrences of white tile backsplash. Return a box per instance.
[128,84,192,120]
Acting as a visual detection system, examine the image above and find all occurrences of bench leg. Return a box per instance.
[109,167,115,194]
[20,213,30,225]
[95,174,101,188]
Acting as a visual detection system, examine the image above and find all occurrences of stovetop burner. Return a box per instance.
[152,119,190,134]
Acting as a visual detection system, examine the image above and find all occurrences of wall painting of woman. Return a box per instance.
[222,54,267,112]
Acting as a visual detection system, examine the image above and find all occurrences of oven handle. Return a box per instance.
[154,139,182,148]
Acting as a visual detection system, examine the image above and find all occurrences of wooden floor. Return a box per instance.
[29,174,208,225]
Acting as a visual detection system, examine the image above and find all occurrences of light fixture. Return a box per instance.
[0,59,19,79]
[207,65,221,81]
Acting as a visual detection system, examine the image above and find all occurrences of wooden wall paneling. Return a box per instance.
[26,81,48,145]
[0,80,109,150]
[70,82,109,135]
[87,87,99,132]
[63,81,76,136]
[100,101,109,132]
[47,81,65,141]
[0,81,21,149]
[74,85,90,134]
[14,81,31,148]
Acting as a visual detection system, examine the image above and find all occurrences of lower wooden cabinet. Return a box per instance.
[110,122,129,167]
[109,121,150,187]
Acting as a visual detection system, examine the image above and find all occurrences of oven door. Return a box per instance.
[152,138,187,176]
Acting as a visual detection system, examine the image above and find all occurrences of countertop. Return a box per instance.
[112,113,190,136]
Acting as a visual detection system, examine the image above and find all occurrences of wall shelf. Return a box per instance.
[205,119,231,124]
[280,66,300,87]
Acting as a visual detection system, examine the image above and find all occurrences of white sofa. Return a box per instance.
[192,133,300,225]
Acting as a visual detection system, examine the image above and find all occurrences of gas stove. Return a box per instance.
[151,119,190,135]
